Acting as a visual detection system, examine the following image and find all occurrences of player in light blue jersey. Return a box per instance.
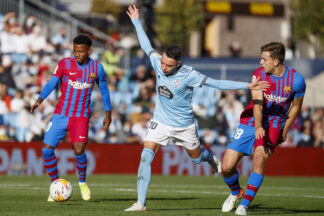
[125,5,270,211]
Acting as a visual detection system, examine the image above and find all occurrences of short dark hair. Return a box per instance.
[73,35,92,47]
[164,45,182,61]
[261,42,285,64]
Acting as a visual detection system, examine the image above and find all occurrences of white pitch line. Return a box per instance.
[115,188,324,199]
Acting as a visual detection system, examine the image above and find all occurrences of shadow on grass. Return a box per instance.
[248,204,324,215]
[91,197,197,202]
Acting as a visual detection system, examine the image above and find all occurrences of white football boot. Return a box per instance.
[235,205,248,215]
[125,201,147,211]
[209,155,222,173]
[222,188,244,212]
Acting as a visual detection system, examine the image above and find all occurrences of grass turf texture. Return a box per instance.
[0,175,324,216]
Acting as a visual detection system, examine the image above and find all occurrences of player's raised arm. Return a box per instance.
[204,76,270,91]
[127,5,154,56]
[30,76,60,113]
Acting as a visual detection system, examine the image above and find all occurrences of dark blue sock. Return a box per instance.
[223,171,241,195]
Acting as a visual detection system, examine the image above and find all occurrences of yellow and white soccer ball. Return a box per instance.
[49,179,73,202]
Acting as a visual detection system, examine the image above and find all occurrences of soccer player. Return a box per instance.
[30,35,112,201]
[125,5,270,211]
[221,42,306,215]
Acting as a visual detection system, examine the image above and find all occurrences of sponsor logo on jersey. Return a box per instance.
[158,86,173,99]
[263,93,287,103]
[69,72,77,75]
[284,86,292,93]
[68,79,92,89]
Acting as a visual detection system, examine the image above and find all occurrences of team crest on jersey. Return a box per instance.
[173,80,179,88]
[284,86,292,93]
[90,73,96,80]
[158,86,173,99]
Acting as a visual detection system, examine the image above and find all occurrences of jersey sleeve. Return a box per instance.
[187,69,207,87]
[52,59,65,79]
[292,72,306,98]
[132,18,154,56]
[251,67,265,82]
[149,52,162,72]
[97,63,112,111]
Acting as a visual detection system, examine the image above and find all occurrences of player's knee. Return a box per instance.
[74,148,85,156]
[253,156,266,170]
[73,143,85,155]
[221,163,234,176]
[141,148,155,165]
[191,153,202,164]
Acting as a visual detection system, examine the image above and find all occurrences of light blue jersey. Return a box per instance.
[132,18,249,128]
[150,52,206,127]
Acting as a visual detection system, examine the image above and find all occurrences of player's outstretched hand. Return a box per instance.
[247,76,270,91]
[103,111,112,132]
[126,5,139,20]
[255,126,265,140]
[30,98,43,113]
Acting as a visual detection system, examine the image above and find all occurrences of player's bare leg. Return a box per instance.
[222,149,245,212]
[236,146,272,215]
[73,142,91,201]
[125,141,159,211]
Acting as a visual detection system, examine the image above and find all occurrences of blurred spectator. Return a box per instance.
[51,27,69,52]
[297,119,314,147]
[101,42,122,76]
[0,83,12,111]
[280,132,297,148]
[131,112,151,143]
[229,41,242,58]
[11,26,29,63]
[28,25,47,55]
[313,120,324,148]
[0,55,16,89]
[23,15,38,35]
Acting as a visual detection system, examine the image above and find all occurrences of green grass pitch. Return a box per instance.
[0,175,324,216]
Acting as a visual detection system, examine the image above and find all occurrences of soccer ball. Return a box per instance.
[49,179,73,202]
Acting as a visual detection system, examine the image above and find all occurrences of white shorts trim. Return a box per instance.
[144,120,200,150]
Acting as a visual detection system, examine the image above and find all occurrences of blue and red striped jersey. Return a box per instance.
[240,66,306,129]
[52,57,109,118]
